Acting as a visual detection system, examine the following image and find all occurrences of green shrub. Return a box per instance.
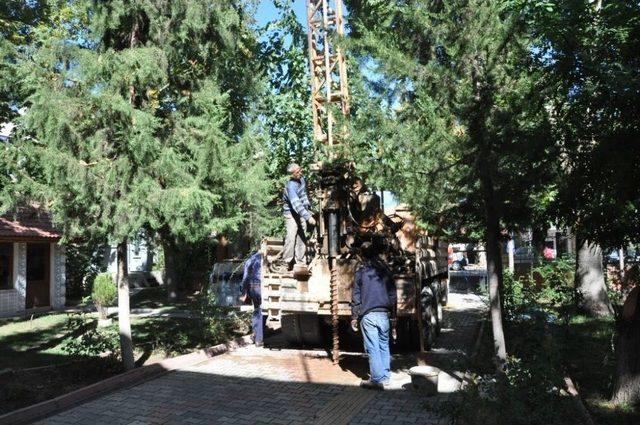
[191,292,252,345]
[62,313,120,360]
[92,273,117,319]
[503,258,577,322]
[447,316,583,425]
[503,270,537,320]
[65,239,108,299]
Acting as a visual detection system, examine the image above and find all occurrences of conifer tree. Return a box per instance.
[10,0,266,368]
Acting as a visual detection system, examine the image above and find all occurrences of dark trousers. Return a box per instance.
[248,285,263,344]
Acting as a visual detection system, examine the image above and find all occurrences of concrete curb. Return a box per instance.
[0,335,253,425]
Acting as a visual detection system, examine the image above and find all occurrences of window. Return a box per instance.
[0,243,13,290]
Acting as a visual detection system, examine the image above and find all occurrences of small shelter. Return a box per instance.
[0,206,66,316]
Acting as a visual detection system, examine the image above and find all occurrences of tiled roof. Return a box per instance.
[0,206,61,240]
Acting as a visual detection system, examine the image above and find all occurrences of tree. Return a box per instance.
[246,0,316,242]
[9,0,266,368]
[530,0,640,403]
[0,1,53,123]
[528,0,639,317]
[345,0,558,369]
[258,0,313,177]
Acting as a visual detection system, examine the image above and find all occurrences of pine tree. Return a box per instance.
[10,0,266,368]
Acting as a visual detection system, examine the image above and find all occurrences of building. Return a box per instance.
[0,206,66,316]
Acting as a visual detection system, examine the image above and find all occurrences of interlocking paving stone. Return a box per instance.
[36,292,485,425]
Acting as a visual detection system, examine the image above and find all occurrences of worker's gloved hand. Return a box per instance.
[350,319,359,332]
[308,216,316,226]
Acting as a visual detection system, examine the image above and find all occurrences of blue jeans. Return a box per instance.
[248,286,263,344]
[361,311,391,383]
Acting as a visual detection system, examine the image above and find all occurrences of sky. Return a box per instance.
[255,1,307,28]
[251,2,398,206]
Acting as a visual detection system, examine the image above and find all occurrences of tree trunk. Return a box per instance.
[482,183,508,369]
[475,137,507,369]
[161,235,179,303]
[117,240,135,370]
[575,238,613,317]
[612,288,640,406]
[468,56,508,371]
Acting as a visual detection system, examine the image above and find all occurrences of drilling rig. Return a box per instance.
[259,0,450,363]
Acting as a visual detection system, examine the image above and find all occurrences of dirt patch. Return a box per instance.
[0,358,122,415]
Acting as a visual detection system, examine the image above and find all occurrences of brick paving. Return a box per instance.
[37,291,486,425]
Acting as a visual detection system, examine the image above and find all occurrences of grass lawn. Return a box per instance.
[130,286,191,310]
[0,292,250,414]
[560,315,640,425]
[0,313,73,369]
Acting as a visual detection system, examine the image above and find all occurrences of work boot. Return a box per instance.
[359,379,384,390]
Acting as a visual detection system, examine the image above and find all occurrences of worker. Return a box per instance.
[275,163,316,271]
[239,247,264,347]
[351,240,397,390]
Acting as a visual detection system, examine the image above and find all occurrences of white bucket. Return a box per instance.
[409,365,439,395]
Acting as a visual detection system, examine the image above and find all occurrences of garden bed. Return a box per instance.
[0,358,121,415]
[0,295,251,415]
[448,259,640,425]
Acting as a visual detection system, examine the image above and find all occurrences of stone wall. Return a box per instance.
[0,289,20,315]
[14,242,26,310]
[51,244,66,309]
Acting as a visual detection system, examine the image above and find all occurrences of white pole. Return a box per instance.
[619,248,625,278]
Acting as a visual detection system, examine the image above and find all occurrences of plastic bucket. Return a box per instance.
[409,365,439,395]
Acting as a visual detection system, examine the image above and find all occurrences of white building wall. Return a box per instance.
[50,243,66,309]
[14,242,26,308]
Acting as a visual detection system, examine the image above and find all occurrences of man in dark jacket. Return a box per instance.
[240,249,264,346]
[351,241,397,389]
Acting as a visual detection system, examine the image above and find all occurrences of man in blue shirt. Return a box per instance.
[351,241,397,389]
[278,163,316,271]
[240,249,264,346]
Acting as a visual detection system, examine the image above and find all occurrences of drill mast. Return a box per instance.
[306,0,350,151]
[306,0,351,363]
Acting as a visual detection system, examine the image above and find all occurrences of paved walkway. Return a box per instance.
[37,291,486,425]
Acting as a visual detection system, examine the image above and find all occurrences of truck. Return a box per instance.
[261,161,449,358]
[212,1,449,361]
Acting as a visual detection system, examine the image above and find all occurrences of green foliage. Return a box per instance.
[345,0,557,238]
[62,313,119,360]
[65,240,108,299]
[527,0,640,249]
[91,273,117,311]
[450,315,582,425]
[192,292,251,345]
[502,258,577,322]
[4,0,269,253]
[502,270,537,320]
[533,258,576,313]
[250,0,315,239]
